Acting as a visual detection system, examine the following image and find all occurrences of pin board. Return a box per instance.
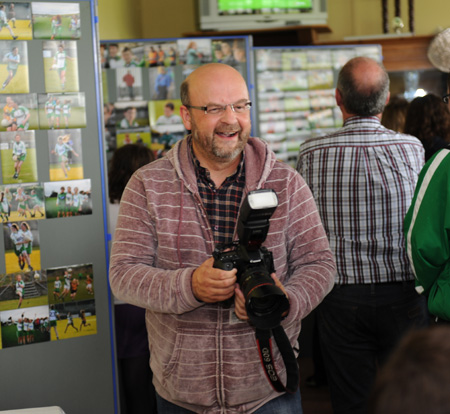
[0,1,117,412]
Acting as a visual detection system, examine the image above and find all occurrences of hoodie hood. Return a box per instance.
[166,135,277,195]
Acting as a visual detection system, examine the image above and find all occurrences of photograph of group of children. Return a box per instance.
[255,45,382,166]
[0,2,98,351]
[0,262,97,349]
[101,37,249,159]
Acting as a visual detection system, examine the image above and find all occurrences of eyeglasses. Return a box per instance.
[185,101,252,115]
[443,94,450,104]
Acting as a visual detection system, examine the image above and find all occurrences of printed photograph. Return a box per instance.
[31,2,81,40]
[103,42,146,69]
[0,270,47,311]
[46,263,94,306]
[43,40,79,93]
[146,42,178,67]
[0,40,29,93]
[149,100,185,152]
[115,67,143,102]
[0,3,32,40]
[3,219,40,274]
[211,38,247,66]
[0,305,50,348]
[0,184,46,222]
[281,50,308,71]
[0,93,39,131]
[116,131,151,148]
[177,38,212,65]
[48,129,83,181]
[0,131,38,185]
[149,66,177,101]
[38,92,86,130]
[44,178,92,219]
[48,300,96,341]
[115,101,149,130]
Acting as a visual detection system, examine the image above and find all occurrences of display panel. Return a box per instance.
[101,36,253,161]
[254,45,382,166]
[0,1,116,413]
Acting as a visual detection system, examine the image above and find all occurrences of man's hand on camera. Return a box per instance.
[192,257,237,303]
[271,273,290,318]
[234,273,289,322]
[234,286,249,321]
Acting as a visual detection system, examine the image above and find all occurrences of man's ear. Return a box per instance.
[180,105,192,131]
[335,88,342,106]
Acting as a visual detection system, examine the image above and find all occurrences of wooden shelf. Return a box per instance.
[183,25,332,47]
[316,35,435,72]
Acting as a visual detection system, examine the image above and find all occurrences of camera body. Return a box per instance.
[213,189,289,330]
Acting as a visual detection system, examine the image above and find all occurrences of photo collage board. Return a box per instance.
[101,36,251,160]
[254,45,382,166]
[0,2,97,350]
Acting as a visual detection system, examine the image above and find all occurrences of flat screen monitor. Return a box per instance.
[198,0,327,31]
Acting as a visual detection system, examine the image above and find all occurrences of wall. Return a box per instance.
[97,0,448,43]
[97,0,142,40]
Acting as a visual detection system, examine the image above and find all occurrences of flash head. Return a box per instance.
[237,189,278,249]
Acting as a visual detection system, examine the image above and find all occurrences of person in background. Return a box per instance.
[404,74,450,324]
[108,143,157,414]
[148,46,158,67]
[107,43,124,69]
[154,66,172,100]
[119,106,139,129]
[109,63,335,413]
[155,102,182,126]
[381,95,409,133]
[404,93,450,161]
[369,326,450,414]
[121,47,138,68]
[185,41,201,65]
[297,56,429,414]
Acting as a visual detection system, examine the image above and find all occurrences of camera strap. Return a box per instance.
[255,325,299,393]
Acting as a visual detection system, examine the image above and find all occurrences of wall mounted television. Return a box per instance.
[198,0,327,31]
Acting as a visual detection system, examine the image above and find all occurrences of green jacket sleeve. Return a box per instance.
[404,148,450,319]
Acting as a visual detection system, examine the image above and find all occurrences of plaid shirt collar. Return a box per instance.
[188,136,245,185]
[188,136,246,245]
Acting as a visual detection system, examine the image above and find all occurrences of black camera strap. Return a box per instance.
[255,325,299,393]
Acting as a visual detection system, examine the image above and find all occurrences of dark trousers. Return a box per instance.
[317,281,429,414]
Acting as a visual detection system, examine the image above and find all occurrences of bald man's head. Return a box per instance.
[336,57,390,116]
[180,63,248,106]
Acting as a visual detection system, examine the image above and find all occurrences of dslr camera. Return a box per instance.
[213,189,289,330]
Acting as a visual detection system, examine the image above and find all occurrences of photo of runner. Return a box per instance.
[0,131,38,184]
[48,129,83,181]
[43,40,78,93]
[0,41,29,94]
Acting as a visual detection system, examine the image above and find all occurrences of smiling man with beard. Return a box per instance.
[109,63,335,414]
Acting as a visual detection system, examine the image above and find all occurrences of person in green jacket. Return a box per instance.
[404,73,450,323]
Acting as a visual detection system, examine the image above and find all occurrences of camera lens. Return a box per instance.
[240,267,289,330]
[250,292,281,316]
